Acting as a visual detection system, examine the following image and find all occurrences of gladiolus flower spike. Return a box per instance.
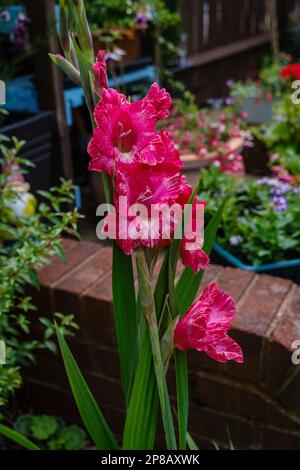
[88,62,209,273]
[174,283,244,364]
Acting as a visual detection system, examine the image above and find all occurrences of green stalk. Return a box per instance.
[136,248,177,450]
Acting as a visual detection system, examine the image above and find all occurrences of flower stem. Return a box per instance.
[136,248,177,450]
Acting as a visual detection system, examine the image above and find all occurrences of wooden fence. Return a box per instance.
[176,0,295,102]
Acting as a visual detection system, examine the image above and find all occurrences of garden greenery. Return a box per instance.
[0,133,80,407]
[13,414,87,450]
[199,166,300,266]
[0,0,245,451]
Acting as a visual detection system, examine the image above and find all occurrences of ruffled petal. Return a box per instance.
[202,335,244,364]
[145,82,171,119]
[180,244,210,273]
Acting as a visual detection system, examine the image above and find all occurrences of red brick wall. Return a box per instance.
[24,239,300,449]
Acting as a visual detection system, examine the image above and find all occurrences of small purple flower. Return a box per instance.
[224,97,234,106]
[272,195,288,212]
[256,176,294,212]
[275,203,288,212]
[272,196,286,205]
[226,79,235,88]
[229,236,244,246]
[1,10,11,21]
[274,114,286,123]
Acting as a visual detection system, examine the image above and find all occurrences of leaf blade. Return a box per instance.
[0,424,40,450]
[112,243,138,407]
[122,331,158,450]
[56,326,118,450]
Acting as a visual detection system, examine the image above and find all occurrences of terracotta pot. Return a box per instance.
[93,27,141,64]
[180,137,245,185]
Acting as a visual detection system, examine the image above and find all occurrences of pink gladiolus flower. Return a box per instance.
[104,165,188,254]
[93,50,108,94]
[180,198,209,273]
[88,71,210,273]
[180,239,209,273]
[144,82,171,120]
[88,84,172,175]
[173,283,243,363]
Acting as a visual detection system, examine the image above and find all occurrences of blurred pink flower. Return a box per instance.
[174,283,243,363]
[272,166,297,185]
[92,50,108,94]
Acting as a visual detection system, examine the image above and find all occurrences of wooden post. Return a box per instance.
[24,0,74,181]
[266,0,280,64]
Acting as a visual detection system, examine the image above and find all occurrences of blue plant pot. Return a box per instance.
[213,243,300,284]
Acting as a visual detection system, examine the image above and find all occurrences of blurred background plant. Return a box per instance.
[254,94,300,182]
[0,131,80,408]
[11,414,87,450]
[228,53,292,103]
[198,166,300,266]
[0,2,45,83]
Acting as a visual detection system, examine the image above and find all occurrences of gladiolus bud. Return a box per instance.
[92,50,108,95]
[70,0,94,59]
[49,54,81,86]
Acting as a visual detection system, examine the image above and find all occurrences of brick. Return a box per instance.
[21,238,300,449]
[232,274,292,336]
[30,239,103,317]
[188,404,261,450]
[67,338,120,379]
[279,368,300,415]
[21,381,80,423]
[26,360,123,409]
[260,339,295,393]
[272,286,300,352]
[39,239,101,286]
[25,355,69,390]
[199,264,223,290]
[190,371,300,431]
[216,267,256,301]
[81,273,115,346]
[261,286,300,391]
[53,247,112,316]
[188,267,255,378]
[100,403,125,439]
[228,275,292,381]
[262,426,300,450]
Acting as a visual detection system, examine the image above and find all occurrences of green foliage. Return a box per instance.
[0,134,80,406]
[14,414,87,450]
[162,96,247,155]
[86,0,148,43]
[229,53,291,102]
[254,95,300,181]
[199,166,300,265]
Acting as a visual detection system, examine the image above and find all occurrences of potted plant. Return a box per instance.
[227,54,291,124]
[0,5,55,191]
[254,80,300,185]
[86,0,153,65]
[162,93,250,185]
